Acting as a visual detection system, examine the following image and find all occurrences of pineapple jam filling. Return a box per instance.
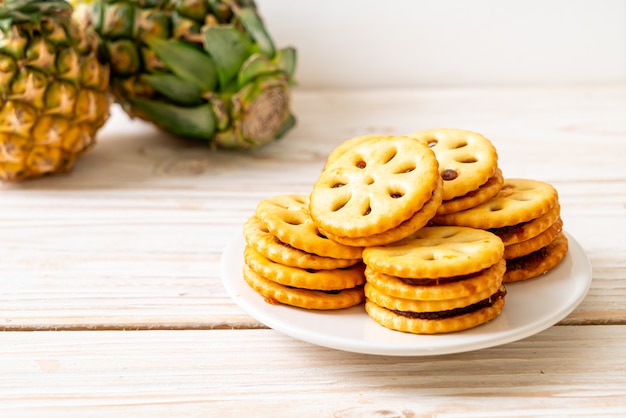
[392,287,507,320]
[398,268,488,286]
[506,246,549,271]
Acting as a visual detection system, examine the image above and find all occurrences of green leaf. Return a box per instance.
[237,47,297,87]
[0,18,12,33]
[30,1,72,16]
[1,0,68,17]
[142,73,203,106]
[1,0,29,12]
[145,37,217,92]
[232,7,275,57]
[131,98,217,140]
[276,47,296,77]
[237,54,272,86]
[203,25,252,88]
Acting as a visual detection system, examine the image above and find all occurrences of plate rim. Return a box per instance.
[221,230,592,356]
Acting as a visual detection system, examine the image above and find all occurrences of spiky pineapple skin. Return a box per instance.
[91,0,296,149]
[0,1,110,182]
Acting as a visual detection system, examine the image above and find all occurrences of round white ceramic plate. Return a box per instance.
[221,231,592,356]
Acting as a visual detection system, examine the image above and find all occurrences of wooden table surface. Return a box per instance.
[1,85,625,417]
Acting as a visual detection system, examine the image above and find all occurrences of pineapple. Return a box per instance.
[0,0,110,182]
[86,0,296,149]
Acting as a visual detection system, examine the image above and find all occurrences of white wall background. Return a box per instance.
[258,0,626,88]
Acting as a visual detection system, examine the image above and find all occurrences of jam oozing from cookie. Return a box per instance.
[489,223,527,242]
[398,268,485,286]
[283,284,364,295]
[392,287,506,320]
[442,169,458,181]
[506,246,549,271]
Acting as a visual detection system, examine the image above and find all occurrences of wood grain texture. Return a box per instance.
[0,84,625,416]
[1,327,625,417]
[0,85,624,331]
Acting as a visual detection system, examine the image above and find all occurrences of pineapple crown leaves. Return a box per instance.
[144,36,218,92]
[143,1,289,93]
[226,0,274,58]
[117,0,297,147]
[129,96,218,140]
[202,0,278,87]
[0,0,73,33]
[238,46,296,87]
[140,1,296,110]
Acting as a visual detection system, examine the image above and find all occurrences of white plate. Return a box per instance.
[221,231,592,356]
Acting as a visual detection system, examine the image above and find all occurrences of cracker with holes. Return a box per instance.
[242,193,366,310]
[323,134,378,169]
[255,194,363,260]
[310,135,440,240]
[364,258,505,301]
[244,215,360,270]
[319,176,444,247]
[498,209,567,282]
[504,232,569,283]
[503,217,563,260]
[433,178,559,229]
[364,277,502,313]
[408,128,499,202]
[362,226,506,334]
[488,202,561,246]
[433,177,567,282]
[243,264,365,310]
[363,226,505,279]
[436,168,504,216]
[364,291,505,334]
[244,245,366,291]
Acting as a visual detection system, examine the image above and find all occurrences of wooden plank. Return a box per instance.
[0,85,624,329]
[0,326,625,417]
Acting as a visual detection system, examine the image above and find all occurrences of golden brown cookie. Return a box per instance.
[365,287,506,334]
[433,178,559,229]
[436,168,504,215]
[244,246,365,291]
[243,215,360,270]
[243,264,365,310]
[503,217,563,260]
[255,194,363,260]
[364,259,505,301]
[310,135,440,238]
[363,226,505,279]
[365,275,501,312]
[324,135,379,169]
[489,202,561,246]
[408,128,498,201]
[319,176,443,247]
[504,232,569,283]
